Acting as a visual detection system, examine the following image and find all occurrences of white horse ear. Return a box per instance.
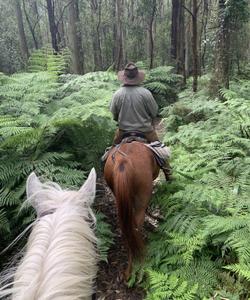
[79,168,96,204]
[26,172,42,199]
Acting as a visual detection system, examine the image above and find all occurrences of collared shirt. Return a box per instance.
[110,86,158,133]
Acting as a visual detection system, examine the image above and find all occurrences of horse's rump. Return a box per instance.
[104,142,159,263]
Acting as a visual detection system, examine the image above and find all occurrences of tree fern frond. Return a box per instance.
[0,208,10,234]
[224,263,250,281]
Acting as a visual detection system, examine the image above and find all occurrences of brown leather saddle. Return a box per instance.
[121,131,148,143]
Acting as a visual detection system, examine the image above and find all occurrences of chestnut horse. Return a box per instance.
[104,141,159,279]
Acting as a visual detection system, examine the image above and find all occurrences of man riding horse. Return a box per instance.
[110,62,171,181]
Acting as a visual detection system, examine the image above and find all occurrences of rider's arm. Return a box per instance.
[110,93,120,121]
[144,89,158,119]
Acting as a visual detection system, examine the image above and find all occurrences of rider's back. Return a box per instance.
[110,86,158,133]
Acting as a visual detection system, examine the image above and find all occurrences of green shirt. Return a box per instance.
[110,86,158,133]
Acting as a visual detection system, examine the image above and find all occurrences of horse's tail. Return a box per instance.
[114,157,144,260]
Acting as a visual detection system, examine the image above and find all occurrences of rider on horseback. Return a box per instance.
[110,62,171,181]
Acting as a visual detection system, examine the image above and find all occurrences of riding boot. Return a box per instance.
[161,161,172,182]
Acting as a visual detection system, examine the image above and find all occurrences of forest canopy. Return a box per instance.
[0,0,249,87]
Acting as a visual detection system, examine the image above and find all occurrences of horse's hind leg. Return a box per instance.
[134,192,152,229]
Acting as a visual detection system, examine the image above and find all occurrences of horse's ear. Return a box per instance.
[26,172,42,198]
[79,168,96,204]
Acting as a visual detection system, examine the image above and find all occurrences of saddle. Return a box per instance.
[120,131,148,143]
[101,131,171,168]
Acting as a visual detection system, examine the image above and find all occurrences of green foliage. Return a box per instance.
[131,79,250,299]
[144,66,181,109]
[28,46,69,75]
[0,61,176,266]
[2,64,249,298]
[145,269,198,300]
[225,0,249,24]
[0,68,118,259]
[95,212,114,262]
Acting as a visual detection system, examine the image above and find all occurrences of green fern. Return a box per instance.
[95,212,114,262]
[145,269,198,300]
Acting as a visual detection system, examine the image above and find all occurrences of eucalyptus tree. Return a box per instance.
[13,0,29,62]
[212,0,249,94]
[68,0,84,74]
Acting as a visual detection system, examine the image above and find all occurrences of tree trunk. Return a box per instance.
[32,0,42,47]
[22,0,39,49]
[114,0,124,71]
[148,0,157,69]
[112,0,117,64]
[192,0,198,92]
[212,0,230,93]
[171,0,185,80]
[68,0,84,74]
[91,0,103,70]
[57,2,66,48]
[46,0,59,52]
[201,0,209,72]
[13,0,29,62]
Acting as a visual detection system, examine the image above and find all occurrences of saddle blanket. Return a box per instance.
[145,141,171,166]
[101,141,171,167]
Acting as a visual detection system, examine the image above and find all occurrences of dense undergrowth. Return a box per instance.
[131,77,250,299]
[1,49,250,298]
[0,50,179,267]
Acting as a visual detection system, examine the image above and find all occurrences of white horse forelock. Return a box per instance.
[0,169,98,300]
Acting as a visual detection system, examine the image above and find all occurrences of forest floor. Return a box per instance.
[94,119,165,300]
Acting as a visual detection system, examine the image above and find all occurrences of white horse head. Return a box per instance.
[0,168,98,300]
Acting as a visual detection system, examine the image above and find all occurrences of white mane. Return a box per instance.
[0,168,98,300]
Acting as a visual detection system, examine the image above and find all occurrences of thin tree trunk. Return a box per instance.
[91,0,103,70]
[57,2,66,48]
[192,0,198,92]
[148,0,157,69]
[114,0,124,71]
[201,0,209,72]
[171,0,185,80]
[22,0,39,49]
[68,0,84,74]
[46,0,59,52]
[13,0,29,62]
[112,0,117,64]
[212,0,230,92]
[31,0,42,47]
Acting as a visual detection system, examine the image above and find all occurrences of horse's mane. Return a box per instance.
[0,169,98,300]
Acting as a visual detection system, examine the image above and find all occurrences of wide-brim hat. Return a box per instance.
[118,62,145,85]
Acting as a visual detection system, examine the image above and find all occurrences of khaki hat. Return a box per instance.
[118,62,145,85]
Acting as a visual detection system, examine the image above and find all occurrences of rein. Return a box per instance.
[111,144,128,163]
[39,209,56,218]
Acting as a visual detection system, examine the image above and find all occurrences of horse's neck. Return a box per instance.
[13,207,97,300]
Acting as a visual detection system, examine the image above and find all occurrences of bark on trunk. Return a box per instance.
[192,0,198,92]
[91,0,103,70]
[22,0,39,49]
[14,0,29,62]
[30,0,42,48]
[148,0,157,69]
[46,0,59,52]
[171,0,185,79]
[212,0,230,91]
[68,0,84,74]
[112,0,117,64]
[201,0,209,72]
[114,0,124,71]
